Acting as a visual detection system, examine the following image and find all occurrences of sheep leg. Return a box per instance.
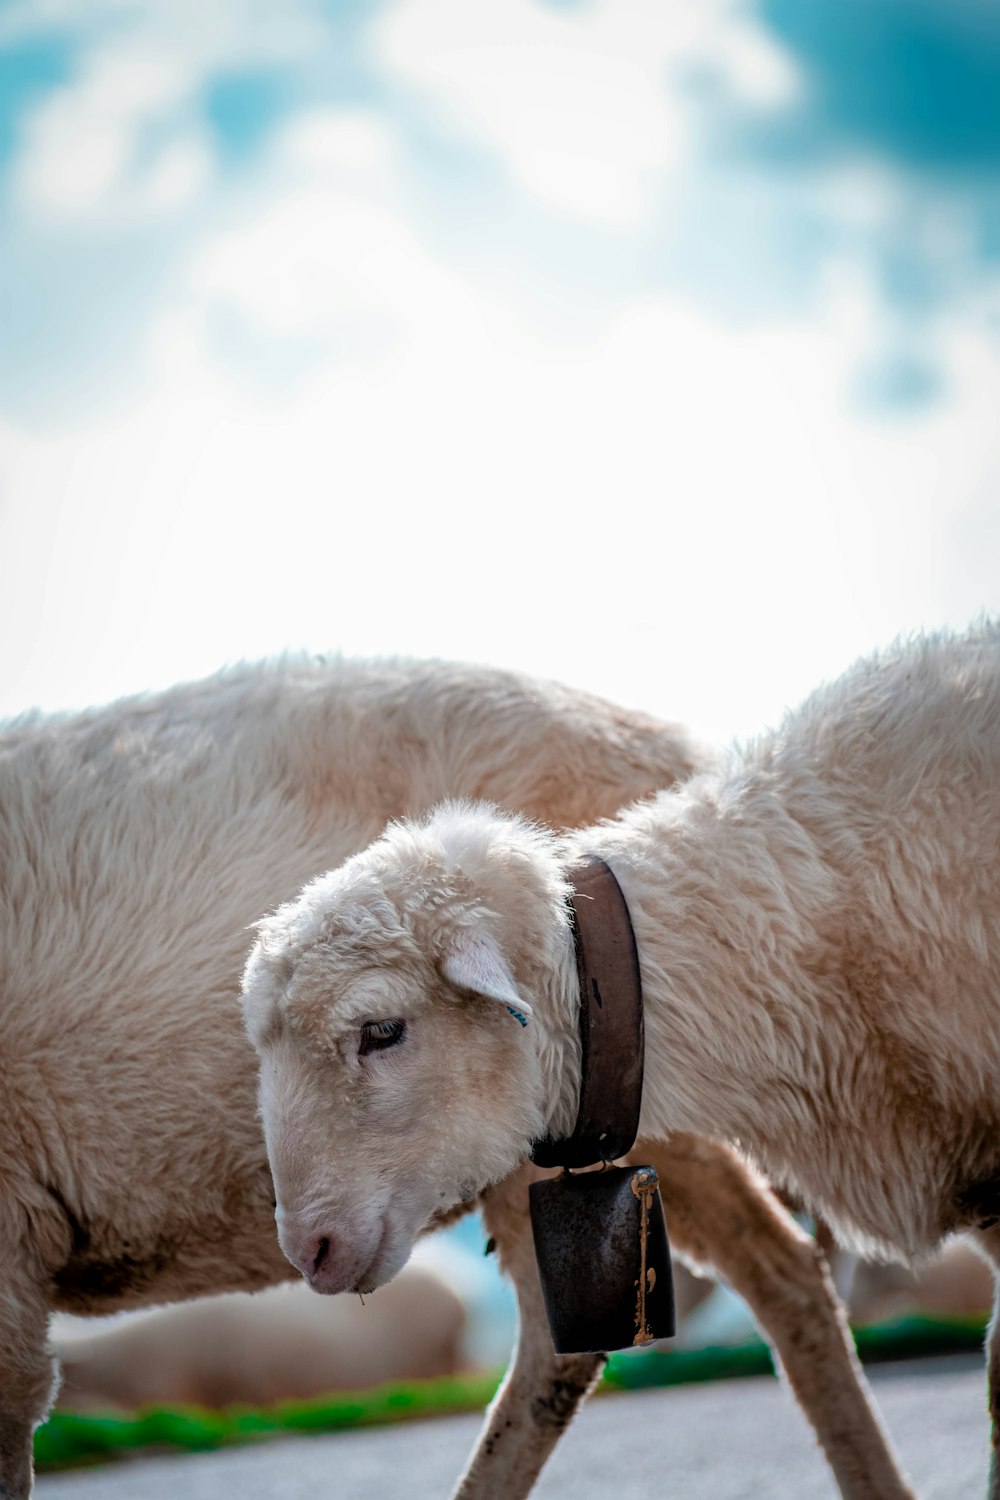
[0,1420,32,1500]
[648,1133,914,1500]
[970,1225,1000,1498]
[0,1272,58,1499]
[450,1170,605,1500]
[455,1138,912,1500]
[988,1276,1000,1500]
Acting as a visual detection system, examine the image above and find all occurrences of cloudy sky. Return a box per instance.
[2,0,998,744]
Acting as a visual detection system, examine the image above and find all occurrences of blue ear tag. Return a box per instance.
[506,1005,529,1027]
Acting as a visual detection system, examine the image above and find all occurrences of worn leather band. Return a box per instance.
[530,855,644,1170]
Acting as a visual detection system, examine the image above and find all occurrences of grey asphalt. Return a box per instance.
[35,1355,985,1499]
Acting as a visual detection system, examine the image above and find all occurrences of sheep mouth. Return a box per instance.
[350,1216,395,1295]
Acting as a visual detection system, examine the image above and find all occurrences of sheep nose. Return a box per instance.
[298,1233,333,1283]
[297,1232,339,1287]
[275,1208,335,1284]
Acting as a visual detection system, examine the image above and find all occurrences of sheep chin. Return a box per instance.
[349,1210,420,1296]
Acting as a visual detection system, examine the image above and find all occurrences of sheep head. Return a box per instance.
[241,802,575,1295]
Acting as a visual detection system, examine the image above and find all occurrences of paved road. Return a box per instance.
[35,1355,985,1499]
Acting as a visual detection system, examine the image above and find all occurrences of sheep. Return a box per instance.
[54,1268,467,1413]
[843,1239,995,1329]
[243,623,1000,1497]
[0,655,907,1500]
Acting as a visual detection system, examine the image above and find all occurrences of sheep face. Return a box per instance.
[243,903,548,1296]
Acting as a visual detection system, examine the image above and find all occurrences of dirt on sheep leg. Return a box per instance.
[455,1346,604,1500]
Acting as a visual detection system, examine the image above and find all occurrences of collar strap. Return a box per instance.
[530,854,644,1170]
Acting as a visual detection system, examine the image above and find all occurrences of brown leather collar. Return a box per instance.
[530,854,644,1170]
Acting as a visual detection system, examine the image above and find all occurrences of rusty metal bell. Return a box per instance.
[529,1163,675,1355]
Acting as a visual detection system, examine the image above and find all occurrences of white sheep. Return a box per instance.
[244,624,1000,1497]
[54,1268,466,1413]
[0,654,906,1500]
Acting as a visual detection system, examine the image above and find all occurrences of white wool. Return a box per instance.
[247,623,998,1485]
[0,651,701,1499]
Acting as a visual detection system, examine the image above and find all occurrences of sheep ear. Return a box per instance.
[441,929,533,1022]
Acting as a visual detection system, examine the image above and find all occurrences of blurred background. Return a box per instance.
[4,0,999,1418]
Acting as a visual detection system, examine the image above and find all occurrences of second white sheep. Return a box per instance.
[243,622,1000,1487]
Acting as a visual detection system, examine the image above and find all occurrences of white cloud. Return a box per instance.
[711,16,803,107]
[3,216,998,743]
[14,40,208,220]
[375,0,726,224]
[183,108,481,368]
[370,0,806,226]
[281,112,395,180]
[6,0,329,222]
[0,0,328,60]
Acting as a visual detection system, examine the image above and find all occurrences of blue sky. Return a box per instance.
[1,0,998,743]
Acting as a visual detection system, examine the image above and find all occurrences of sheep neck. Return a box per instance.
[564,787,832,1157]
[555,772,950,1259]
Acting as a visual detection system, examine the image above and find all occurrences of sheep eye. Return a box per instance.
[359,1019,406,1057]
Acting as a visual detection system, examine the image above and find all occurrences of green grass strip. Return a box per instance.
[35,1313,987,1474]
[34,1371,503,1473]
[603,1312,988,1391]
